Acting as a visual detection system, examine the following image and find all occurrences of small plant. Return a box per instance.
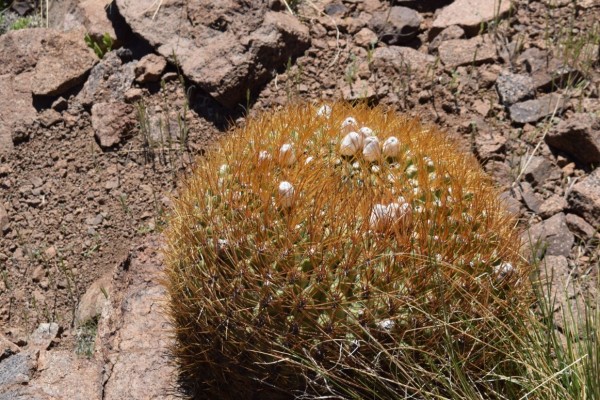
[75,317,99,358]
[84,32,113,59]
[10,16,33,30]
[164,103,533,399]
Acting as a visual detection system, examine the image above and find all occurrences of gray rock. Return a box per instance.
[568,168,600,227]
[496,71,534,105]
[523,156,553,187]
[372,46,436,74]
[523,213,574,259]
[428,25,464,53]
[0,352,34,388]
[116,0,310,107]
[509,94,565,124]
[431,0,512,36]
[438,35,497,69]
[78,50,136,107]
[369,6,422,45]
[28,323,59,352]
[474,132,506,161]
[135,54,167,83]
[546,113,600,165]
[565,213,597,239]
[91,102,136,149]
[519,181,542,213]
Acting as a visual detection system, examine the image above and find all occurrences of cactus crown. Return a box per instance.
[165,102,531,398]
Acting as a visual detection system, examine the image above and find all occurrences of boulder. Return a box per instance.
[91,102,136,149]
[546,113,600,165]
[568,169,600,227]
[438,35,497,69]
[115,0,310,107]
[78,50,136,106]
[509,94,565,124]
[369,6,421,45]
[431,0,512,36]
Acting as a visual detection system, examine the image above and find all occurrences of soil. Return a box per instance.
[0,0,598,388]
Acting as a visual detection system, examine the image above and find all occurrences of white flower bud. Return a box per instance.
[382,136,400,158]
[304,156,314,165]
[362,136,381,162]
[493,262,514,281]
[316,104,332,118]
[340,131,363,156]
[258,150,271,163]
[359,126,373,138]
[341,116,357,129]
[369,200,411,232]
[278,143,296,166]
[278,181,295,208]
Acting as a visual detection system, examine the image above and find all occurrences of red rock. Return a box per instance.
[431,0,512,36]
[438,35,497,69]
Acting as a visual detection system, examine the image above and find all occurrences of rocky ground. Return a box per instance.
[0,0,598,398]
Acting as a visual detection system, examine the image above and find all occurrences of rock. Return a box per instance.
[496,71,534,105]
[27,350,103,400]
[37,109,62,128]
[568,168,600,227]
[0,352,34,388]
[519,181,542,213]
[372,46,436,74]
[538,255,575,312]
[76,274,112,325]
[0,204,8,234]
[324,2,347,16]
[428,25,464,53]
[0,76,37,155]
[0,334,19,361]
[78,0,118,45]
[116,0,310,107]
[32,266,46,283]
[538,194,568,218]
[431,0,512,36]
[565,213,597,239]
[28,33,96,96]
[135,54,167,83]
[91,102,136,149]
[51,97,68,112]
[508,94,565,124]
[340,79,377,101]
[474,132,506,161]
[354,27,378,48]
[438,35,497,69]
[523,213,574,259]
[369,6,421,45]
[99,237,177,399]
[28,323,59,352]
[523,156,553,187]
[546,113,600,165]
[78,50,136,107]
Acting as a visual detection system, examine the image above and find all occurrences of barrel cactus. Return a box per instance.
[165,103,532,398]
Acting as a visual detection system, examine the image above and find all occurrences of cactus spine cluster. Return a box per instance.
[165,103,532,398]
